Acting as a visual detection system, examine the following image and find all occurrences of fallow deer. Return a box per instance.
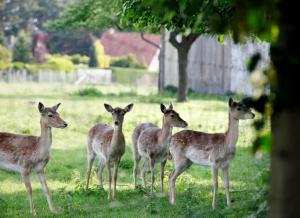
[132,103,188,193]
[86,103,133,200]
[0,102,68,215]
[169,98,255,208]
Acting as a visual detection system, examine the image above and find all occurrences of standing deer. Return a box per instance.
[169,98,255,208]
[86,103,133,200]
[0,102,68,215]
[132,103,188,193]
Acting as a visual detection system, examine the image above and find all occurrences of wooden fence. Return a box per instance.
[162,34,270,95]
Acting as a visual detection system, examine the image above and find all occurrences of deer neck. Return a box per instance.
[225,113,239,149]
[38,121,52,156]
[111,124,124,148]
[158,120,172,145]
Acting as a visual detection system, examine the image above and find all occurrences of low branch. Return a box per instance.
[140,32,160,49]
[169,31,180,49]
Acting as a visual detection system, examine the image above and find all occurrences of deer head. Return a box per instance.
[228,98,255,120]
[38,102,68,128]
[104,103,134,128]
[160,103,188,128]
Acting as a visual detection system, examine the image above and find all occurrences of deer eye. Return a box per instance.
[237,107,241,111]
[171,114,175,118]
[48,114,53,117]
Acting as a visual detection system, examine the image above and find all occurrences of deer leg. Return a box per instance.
[97,159,105,189]
[86,152,96,190]
[222,167,231,207]
[112,158,120,200]
[160,160,167,192]
[133,154,141,189]
[106,159,112,200]
[169,158,191,205]
[150,158,156,194]
[141,159,148,189]
[211,166,219,209]
[22,172,36,216]
[37,170,57,214]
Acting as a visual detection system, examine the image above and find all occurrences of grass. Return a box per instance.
[0,82,269,217]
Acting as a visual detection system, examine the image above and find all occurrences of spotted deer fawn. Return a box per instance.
[169,98,255,208]
[132,103,187,193]
[0,102,68,215]
[86,103,133,200]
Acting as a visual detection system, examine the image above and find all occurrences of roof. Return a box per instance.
[100,30,160,66]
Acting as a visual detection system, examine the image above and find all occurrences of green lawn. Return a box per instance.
[0,82,269,218]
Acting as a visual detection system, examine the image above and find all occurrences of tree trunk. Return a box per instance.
[177,47,189,102]
[269,1,300,217]
[169,32,199,102]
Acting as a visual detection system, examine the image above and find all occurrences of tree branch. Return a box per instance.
[169,31,180,49]
[140,32,160,49]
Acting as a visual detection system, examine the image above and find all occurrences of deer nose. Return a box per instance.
[114,121,119,126]
[183,121,188,127]
[63,123,68,127]
[252,113,255,118]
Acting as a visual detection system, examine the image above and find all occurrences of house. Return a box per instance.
[100,29,160,72]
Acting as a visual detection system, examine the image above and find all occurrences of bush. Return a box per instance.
[0,45,12,69]
[12,31,33,63]
[70,54,89,65]
[46,55,75,72]
[110,54,147,69]
[89,40,110,68]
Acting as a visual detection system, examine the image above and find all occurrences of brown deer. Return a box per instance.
[86,103,133,200]
[132,103,187,193]
[0,102,68,215]
[169,98,255,208]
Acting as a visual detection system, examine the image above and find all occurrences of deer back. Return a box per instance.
[0,133,39,172]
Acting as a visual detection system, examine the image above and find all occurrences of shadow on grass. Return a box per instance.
[0,146,266,217]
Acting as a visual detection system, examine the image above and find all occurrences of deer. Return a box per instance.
[169,98,255,208]
[0,102,68,215]
[86,103,133,200]
[132,103,188,193]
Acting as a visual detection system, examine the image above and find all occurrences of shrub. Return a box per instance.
[75,87,103,97]
[70,54,89,65]
[12,31,33,63]
[110,54,147,69]
[46,54,75,72]
[89,40,110,68]
[0,45,12,69]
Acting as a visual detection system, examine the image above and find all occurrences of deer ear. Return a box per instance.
[160,104,167,114]
[124,103,133,113]
[104,103,113,112]
[228,98,234,107]
[168,102,173,110]
[38,102,45,113]
[52,103,61,111]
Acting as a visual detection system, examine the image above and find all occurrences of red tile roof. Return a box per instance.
[100,30,160,66]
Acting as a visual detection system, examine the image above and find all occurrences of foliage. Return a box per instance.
[0,0,76,36]
[0,45,12,69]
[94,40,110,68]
[47,0,120,31]
[46,54,75,72]
[70,54,89,65]
[47,30,93,56]
[12,31,33,63]
[88,43,98,68]
[110,54,146,69]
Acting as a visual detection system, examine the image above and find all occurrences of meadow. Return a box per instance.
[0,82,269,218]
